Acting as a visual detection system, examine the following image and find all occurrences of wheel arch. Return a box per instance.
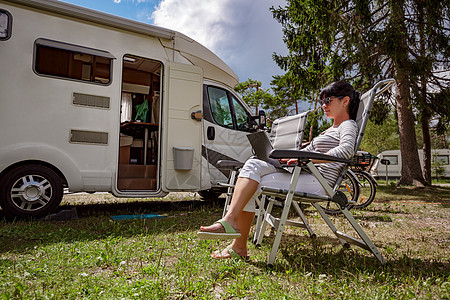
[0,144,83,191]
[0,160,68,188]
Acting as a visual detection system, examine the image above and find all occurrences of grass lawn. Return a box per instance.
[0,186,449,299]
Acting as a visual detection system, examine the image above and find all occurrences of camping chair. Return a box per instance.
[219,112,357,242]
[255,79,394,266]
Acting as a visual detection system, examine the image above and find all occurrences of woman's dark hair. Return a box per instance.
[319,81,361,120]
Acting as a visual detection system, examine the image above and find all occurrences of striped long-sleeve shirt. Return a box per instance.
[303,119,358,186]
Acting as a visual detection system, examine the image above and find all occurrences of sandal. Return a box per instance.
[212,245,249,261]
[197,220,241,240]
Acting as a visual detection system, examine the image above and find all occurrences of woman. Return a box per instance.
[197,81,360,260]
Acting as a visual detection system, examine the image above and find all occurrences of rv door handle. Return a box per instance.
[191,110,203,121]
[207,126,215,140]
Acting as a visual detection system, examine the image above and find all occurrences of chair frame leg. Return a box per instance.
[222,170,237,218]
[312,203,385,264]
[267,166,302,266]
[341,208,386,264]
[255,198,274,245]
[292,201,316,238]
[312,203,350,246]
[253,195,266,244]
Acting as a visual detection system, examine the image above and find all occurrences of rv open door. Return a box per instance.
[161,62,203,191]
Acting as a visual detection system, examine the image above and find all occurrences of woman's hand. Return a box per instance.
[300,141,311,149]
[279,158,298,165]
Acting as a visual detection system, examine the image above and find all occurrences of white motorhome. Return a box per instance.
[0,0,262,218]
[371,149,450,179]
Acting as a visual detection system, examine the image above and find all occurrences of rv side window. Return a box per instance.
[34,39,114,84]
[434,155,449,165]
[0,9,12,40]
[208,86,233,128]
[384,155,398,165]
[231,95,251,131]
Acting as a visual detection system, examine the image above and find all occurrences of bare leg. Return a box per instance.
[200,177,259,258]
[200,177,258,231]
[211,211,255,258]
[223,177,259,223]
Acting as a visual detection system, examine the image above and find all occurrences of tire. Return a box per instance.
[0,164,64,218]
[351,171,377,209]
[320,171,359,215]
[198,189,223,200]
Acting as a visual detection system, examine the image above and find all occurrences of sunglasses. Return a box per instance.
[319,96,345,106]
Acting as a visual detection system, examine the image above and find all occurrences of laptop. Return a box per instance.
[246,131,281,167]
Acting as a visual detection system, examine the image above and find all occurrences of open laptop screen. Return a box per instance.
[247,131,281,167]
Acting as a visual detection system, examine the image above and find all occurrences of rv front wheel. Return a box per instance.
[198,189,223,200]
[0,164,63,219]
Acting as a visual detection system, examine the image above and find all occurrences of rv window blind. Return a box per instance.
[35,38,113,84]
[35,38,116,59]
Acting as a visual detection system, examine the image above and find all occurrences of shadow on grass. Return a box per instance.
[376,185,450,206]
[0,196,226,254]
[0,195,225,221]
[354,214,394,222]
[251,234,449,279]
[74,195,226,216]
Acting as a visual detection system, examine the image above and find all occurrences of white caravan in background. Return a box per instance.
[0,0,263,218]
[371,149,450,179]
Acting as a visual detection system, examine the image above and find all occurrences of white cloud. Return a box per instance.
[151,0,287,89]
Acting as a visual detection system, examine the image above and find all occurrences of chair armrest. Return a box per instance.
[216,160,244,169]
[269,149,350,164]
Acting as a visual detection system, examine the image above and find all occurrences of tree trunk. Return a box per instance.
[421,109,432,184]
[394,79,426,187]
[391,0,426,187]
[417,1,431,186]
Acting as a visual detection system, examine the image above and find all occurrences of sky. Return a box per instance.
[58,0,288,90]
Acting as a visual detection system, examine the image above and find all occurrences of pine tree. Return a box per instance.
[271,0,449,186]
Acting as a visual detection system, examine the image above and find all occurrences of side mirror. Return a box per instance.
[380,159,390,165]
[258,110,266,129]
[248,110,266,131]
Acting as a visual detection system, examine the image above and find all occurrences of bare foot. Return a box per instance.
[200,222,224,232]
[199,219,239,233]
[211,245,249,260]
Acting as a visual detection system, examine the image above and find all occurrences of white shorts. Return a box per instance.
[238,158,326,212]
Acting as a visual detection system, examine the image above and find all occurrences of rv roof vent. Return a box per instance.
[70,130,108,145]
[73,93,110,109]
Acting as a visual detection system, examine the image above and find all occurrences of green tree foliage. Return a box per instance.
[304,109,332,142]
[234,79,265,114]
[234,79,291,126]
[270,0,449,186]
[360,114,400,155]
[431,153,446,181]
[429,87,450,137]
